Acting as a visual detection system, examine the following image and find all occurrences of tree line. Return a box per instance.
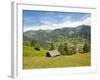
[49,42,90,55]
[24,38,90,55]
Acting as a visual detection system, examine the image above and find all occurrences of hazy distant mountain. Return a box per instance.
[23,25,91,48]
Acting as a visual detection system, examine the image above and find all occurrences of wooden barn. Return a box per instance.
[46,50,60,57]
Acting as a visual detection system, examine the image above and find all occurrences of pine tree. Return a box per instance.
[31,39,40,48]
[58,44,65,55]
[49,43,56,50]
[83,42,89,53]
[64,43,68,55]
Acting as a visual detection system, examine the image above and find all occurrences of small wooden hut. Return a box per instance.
[46,50,60,57]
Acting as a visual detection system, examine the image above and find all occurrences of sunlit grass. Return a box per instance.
[23,46,47,56]
[23,52,91,69]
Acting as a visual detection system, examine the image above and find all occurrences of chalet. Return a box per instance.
[46,50,60,57]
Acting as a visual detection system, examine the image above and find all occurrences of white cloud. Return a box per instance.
[82,17,91,25]
[24,17,91,32]
[58,21,82,28]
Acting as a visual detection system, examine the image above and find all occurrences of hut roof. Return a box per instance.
[46,50,60,57]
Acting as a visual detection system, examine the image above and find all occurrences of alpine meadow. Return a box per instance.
[23,10,91,69]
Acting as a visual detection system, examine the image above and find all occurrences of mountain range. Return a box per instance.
[23,25,91,49]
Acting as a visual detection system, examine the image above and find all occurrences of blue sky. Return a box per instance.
[23,10,91,31]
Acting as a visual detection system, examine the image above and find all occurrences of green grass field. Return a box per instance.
[23,46,91,69]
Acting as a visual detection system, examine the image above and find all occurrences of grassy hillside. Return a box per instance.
[23,46,91,69]
[23,53,90,69]
[23,46,47,56]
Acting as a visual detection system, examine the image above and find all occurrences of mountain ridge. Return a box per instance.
[23,25,91,49]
